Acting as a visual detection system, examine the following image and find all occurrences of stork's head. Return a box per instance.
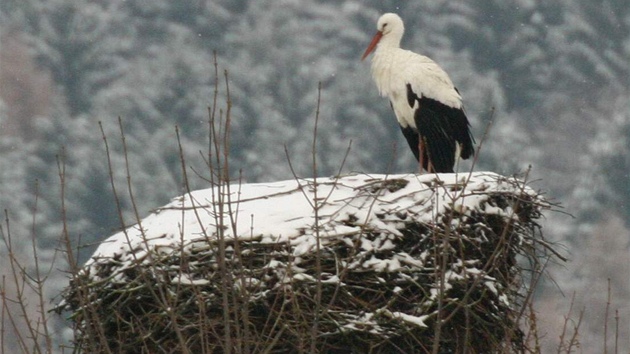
[361,13,405,61]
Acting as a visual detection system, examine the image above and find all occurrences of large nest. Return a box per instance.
[58,172,558,353]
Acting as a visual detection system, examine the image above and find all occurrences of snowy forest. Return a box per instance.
[0,0,628,352]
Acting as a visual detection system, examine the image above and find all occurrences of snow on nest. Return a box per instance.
[85,171,538,280]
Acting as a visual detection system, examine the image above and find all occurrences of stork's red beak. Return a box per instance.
[361,31,383,61]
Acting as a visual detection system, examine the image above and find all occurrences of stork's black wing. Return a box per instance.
[400,125,421,161]
[405,84,475,172]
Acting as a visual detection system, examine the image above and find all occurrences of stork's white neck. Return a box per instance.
[371,24,405,96]
[377,31,403,50]
[376,33,402,50]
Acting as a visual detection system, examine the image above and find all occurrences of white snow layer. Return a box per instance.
[85,172,536,279]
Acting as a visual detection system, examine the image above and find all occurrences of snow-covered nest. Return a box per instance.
[60,172,557,353]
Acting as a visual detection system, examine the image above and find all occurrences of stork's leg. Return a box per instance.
[418,138,427,174]
[419,138,435,173]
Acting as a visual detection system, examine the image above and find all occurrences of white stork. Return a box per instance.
[362,13,475,173]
